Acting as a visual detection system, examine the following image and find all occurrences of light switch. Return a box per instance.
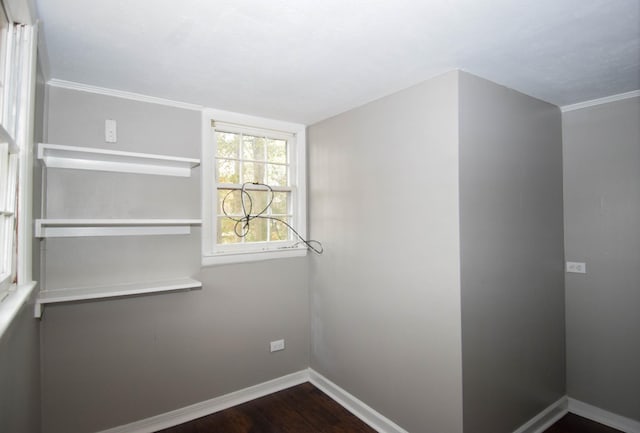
[105,119,117,143]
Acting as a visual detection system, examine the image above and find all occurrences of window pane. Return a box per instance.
[246,190,268,215]
[269,217,290,241]
[271,192,289,215]
[217,131,240,158]
[242,161,265,183]
[266,164,287,186]
[245,218,267,242]
[243,135,265,161]
[217,159,239,183]
[267,139,287,164]
[217,217,242,244]
[218,189,243,215]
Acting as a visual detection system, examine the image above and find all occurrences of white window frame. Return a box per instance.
[0,0,37,338]
[201,108,307,266]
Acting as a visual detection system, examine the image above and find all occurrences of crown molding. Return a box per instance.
[46,79,203,111]
[561,90,640,112]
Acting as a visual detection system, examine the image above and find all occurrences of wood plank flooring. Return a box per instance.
[156,382,376,433]
[543,413,623,433]
[158,382,622,433]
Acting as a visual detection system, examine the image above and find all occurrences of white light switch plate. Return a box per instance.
[105,119,117,143]
[566,261,586,274]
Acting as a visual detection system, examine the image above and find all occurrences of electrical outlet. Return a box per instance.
[270,339,285,352]
[105,119,117,143]
[566,261,586,274]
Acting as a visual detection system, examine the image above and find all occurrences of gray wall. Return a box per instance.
[458,72,565,433]
[308,71,464,433]
[562,96,640,421]
[0,304,41,433]
[40,87,309,433]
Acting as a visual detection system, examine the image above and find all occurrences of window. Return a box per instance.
[0,6,16,300]
[0,1,36,312]
[201,109,307,265]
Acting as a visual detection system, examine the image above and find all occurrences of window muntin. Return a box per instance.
[201,110,307,265]
[214,125,295,251]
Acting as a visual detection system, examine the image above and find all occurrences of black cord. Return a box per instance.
[221,182,324,254]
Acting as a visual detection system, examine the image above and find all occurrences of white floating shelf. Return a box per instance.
[34,277,202,318]
[35,218,202,237]
[37,143,200,177]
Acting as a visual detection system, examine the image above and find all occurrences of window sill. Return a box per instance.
[202,247,307,266]
[0,281,38,340]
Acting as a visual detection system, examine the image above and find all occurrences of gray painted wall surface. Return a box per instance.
[458,72,565,433]
[308,71,464,433]
[41,88,309,433]
[0,303,41,433]
[563,96,640,421]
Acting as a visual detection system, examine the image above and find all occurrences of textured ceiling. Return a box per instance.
[35,0,639,124]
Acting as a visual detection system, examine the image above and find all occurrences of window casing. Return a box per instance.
[201,109,307,265]
[0,2,36,306]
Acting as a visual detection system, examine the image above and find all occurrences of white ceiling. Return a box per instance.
[35,0,639,124]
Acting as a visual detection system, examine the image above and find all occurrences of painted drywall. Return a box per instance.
[308,71,463,433]
[0,303,41,433]
[563,96,640,421]
[0,57,46,433]
[458,72,565,433]
[40,87,309,433]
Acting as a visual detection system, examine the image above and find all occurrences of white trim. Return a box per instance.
[47,79,203,111]
[96,370,310,433]
[0,281,37,340]
[202,246,306,266]
[16,24,37,283]
[561,90,640,112]
[512,396,568,433]
[569,398,640,433]
[309,369,410,433]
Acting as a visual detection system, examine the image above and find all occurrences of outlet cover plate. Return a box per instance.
[566,261,586,274]
[270,339,285,352]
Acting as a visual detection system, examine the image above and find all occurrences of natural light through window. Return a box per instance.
[216,129,292,245]
[201,109,308,265]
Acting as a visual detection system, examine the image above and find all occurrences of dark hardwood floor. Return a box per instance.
[158,383,622,433]
[157,382,376,433]
[543,413,623,433]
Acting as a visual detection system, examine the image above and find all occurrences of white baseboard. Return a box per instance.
[308,369,410,433]
[95,369,640,433]
[512,396,568,433]
[96,370,309,433]
[97,368,409,433]
[568,398,640,433]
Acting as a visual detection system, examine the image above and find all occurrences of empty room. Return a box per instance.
[0,0,638,432]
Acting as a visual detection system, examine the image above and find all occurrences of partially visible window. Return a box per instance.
[0,6,34,300]
[201,109,307,265]
[0,141,18,299]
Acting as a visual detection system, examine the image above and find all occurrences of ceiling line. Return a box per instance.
[561,90,640,113]
[47,78,204,111]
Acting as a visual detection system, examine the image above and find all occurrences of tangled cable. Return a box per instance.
[221,182,324,254]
